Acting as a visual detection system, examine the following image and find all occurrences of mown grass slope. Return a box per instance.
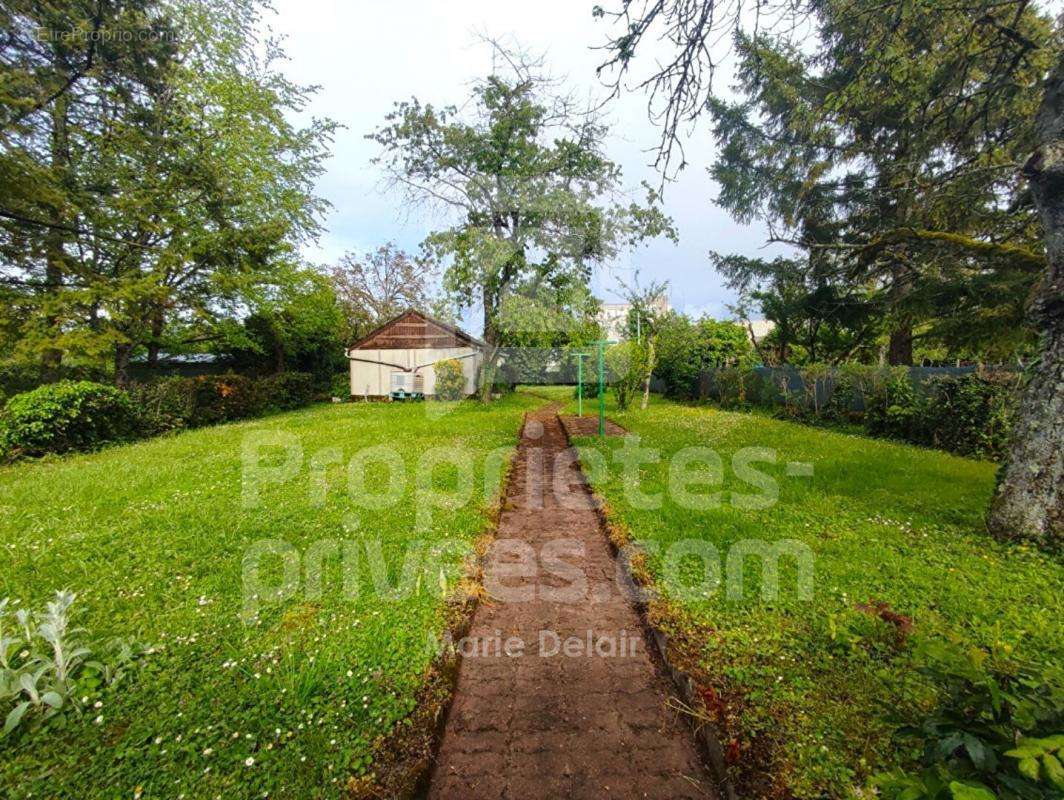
[0,394,540,799]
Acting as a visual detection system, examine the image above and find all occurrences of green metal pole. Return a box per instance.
[600,338,608,434]
[577,356,583,417]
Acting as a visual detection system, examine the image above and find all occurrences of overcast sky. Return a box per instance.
[268,0,789,329]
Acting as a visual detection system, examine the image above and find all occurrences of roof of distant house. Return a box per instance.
[347,309,485,352]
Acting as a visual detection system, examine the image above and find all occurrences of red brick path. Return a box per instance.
[427,408,716,799]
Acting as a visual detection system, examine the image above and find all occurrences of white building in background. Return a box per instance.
[746,319,776,346]
[597,296,670,341]
[346,309,484,399]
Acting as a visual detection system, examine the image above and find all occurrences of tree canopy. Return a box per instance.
[0,0,336,384]
[370,41,675,398]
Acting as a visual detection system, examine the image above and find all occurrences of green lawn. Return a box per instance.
[570,394,1063,799]
[0,394,541,799]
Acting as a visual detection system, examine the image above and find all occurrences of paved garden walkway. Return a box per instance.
[427,408,716,799]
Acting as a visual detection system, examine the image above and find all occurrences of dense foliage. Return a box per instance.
[0,0,335,385]
[654,312,753,398]
[0,381,138,458]
[875,640,1064,800]
[709,367,1020,460]
[433,359,466,401]
[605,340,645,410]
[225,270,349,385]
[1,372,318,459]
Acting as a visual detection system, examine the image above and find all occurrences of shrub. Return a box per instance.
[330,372,351,400]
[187,374,263,425]
[865,371,1018,459]
[874,639,1064,800]
[715,366,749,409]
[0,381,138,458]
[865,367,923,441]
[824,364,884,422]
[920,374,1018,459]
[259,372,315,411]
[605,341,645,411]
[655,313,753,398]
[128,376,197,436]
[434,359,466,401]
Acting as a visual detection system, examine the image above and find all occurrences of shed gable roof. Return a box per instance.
[347,309,484,351]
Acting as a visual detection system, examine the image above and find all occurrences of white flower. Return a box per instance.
[244,757,255,767]
[202,748,213,756]
[93,715,104,725]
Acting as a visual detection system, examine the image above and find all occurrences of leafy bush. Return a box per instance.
[1,592,147,738]
[130,372,317,434]
[920,374,1018,459]
[330,372,351,400]
[606,341,645,411]
[434,359,466,400]
[128,376,197,436]
[874,639,1064,800]
[0,381,138,459]
[864,371,1018,459]
[655,313,753,398]
[258,372,315,411]
[715,366,750,408]
[708,366,1019,459]
[865,367,923,441]
[187,374,264,425]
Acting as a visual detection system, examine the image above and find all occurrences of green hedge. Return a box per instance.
[864,372,1018,459]
[706,366,1020,460]
[2,372,318,460]
[0,381,139,458]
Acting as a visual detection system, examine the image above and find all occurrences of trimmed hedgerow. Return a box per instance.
[0,381,139,459]
[1,373,321,461]
[259,372,316,411]
[128,376,198,436]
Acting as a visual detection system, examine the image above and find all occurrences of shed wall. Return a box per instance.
[348,347,482,398]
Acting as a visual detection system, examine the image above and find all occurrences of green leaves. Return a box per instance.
[370,42,673,353]
[3,702,30,737]
[948,781,997,800]
[1006,736,1064,789]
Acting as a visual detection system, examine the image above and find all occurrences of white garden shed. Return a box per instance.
[345,309,484,399]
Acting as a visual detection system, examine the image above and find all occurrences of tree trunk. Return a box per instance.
[41,94,70,381]
[147,306,164,369]
[640,337,656,410]
[114,343,133,388]
[887,325,913,366]
[988,56,1064,547]
[479,285,498,403]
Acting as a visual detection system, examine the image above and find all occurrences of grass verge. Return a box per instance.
[0,394,541,799]
[570,394,1063,799]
